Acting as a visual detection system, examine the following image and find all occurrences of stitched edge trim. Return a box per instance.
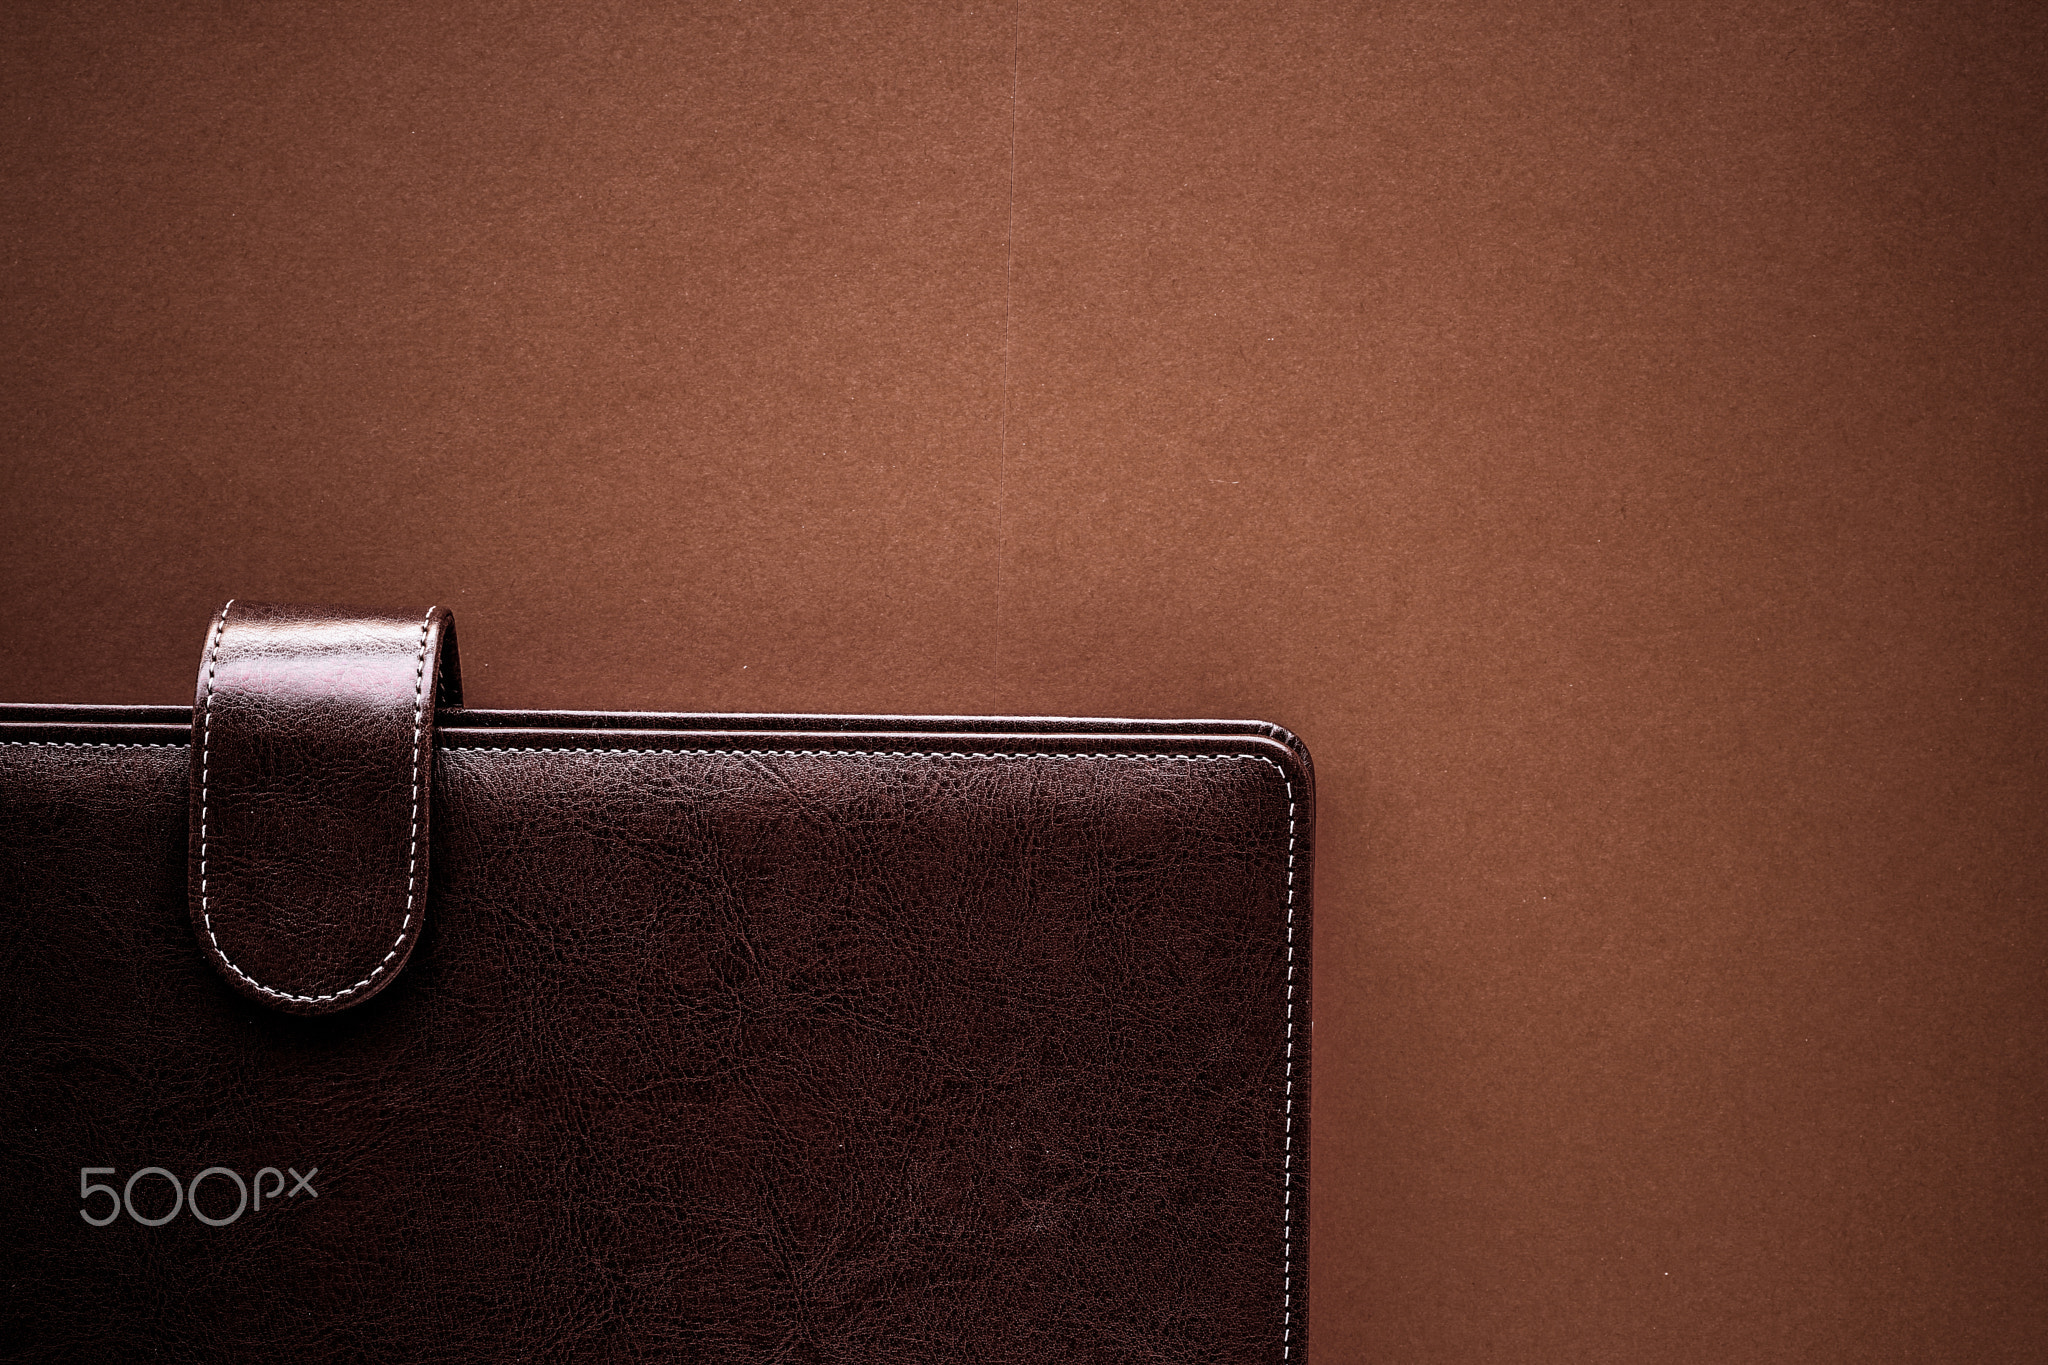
[438,745,1278,765]
[196,605,438,1008]
[1281,763,1299,1358]
[7,735,1303,1347]
[0,741,187,749]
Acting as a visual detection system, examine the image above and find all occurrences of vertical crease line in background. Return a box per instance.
[993,0,1021,697]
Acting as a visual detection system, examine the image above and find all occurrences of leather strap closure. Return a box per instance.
[188,601,462,1015]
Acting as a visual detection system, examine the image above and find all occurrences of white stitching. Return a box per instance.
[0,741,184,749]
[439,745,1262,763]
[1281,769,1298,1360]
[12,730,1305,1337]
[197,598,230,1000]
[198,605,438,1007]
[399,608,433,981]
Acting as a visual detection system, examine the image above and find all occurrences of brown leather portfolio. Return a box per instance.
[0,601,1313,1362]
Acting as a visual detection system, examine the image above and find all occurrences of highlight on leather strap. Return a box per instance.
[187,601,461,1015]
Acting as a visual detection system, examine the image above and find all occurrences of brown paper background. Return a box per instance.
[4,2,2044,1358]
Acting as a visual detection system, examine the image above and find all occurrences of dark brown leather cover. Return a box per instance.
[0,606,1313,1362]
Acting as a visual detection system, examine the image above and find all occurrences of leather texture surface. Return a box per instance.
[0,707,1312,1360]
[187,601,461,1015]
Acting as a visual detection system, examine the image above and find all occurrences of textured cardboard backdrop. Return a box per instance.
[4,2,2045,1359]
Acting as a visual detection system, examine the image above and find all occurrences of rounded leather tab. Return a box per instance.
[189,601,461,1015]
